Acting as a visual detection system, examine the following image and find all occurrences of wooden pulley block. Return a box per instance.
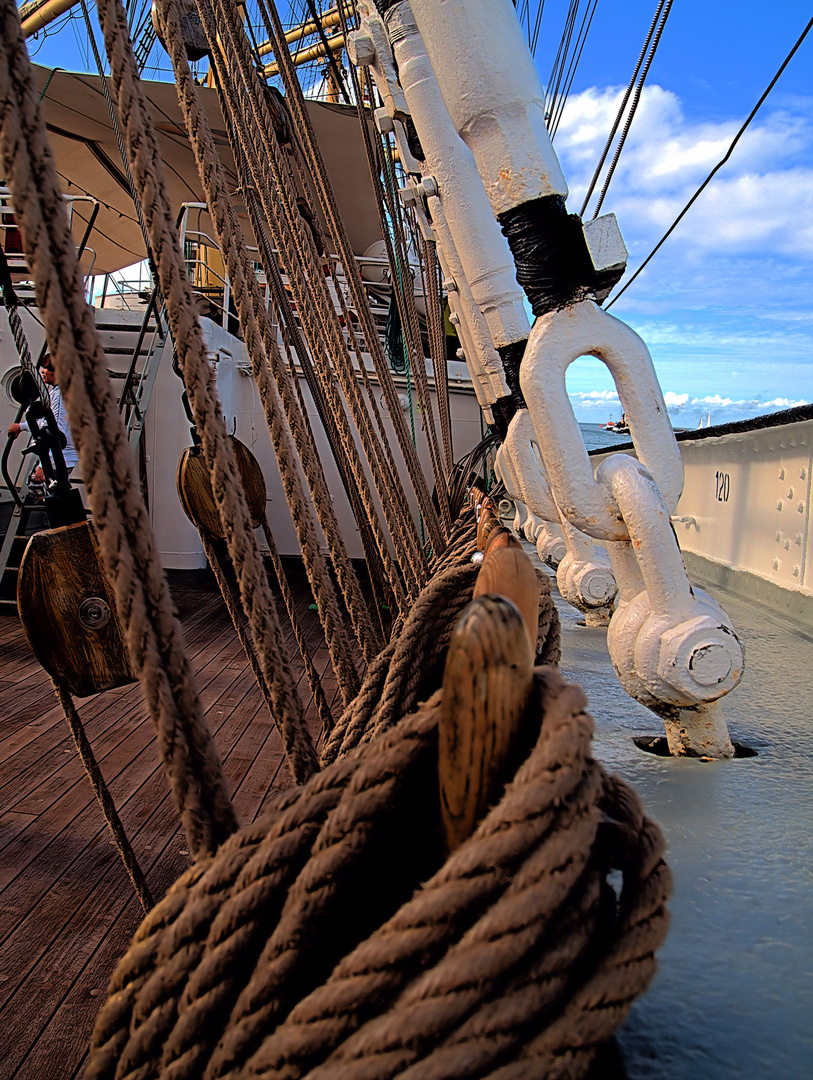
[473,534,540,660]
[482,525,512,553]
[439,594,535,853]
[151,0,210,61]
[177,438,266,540]
[17,521,134,698]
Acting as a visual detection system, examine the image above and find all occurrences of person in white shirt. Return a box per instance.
[7,355,78,483]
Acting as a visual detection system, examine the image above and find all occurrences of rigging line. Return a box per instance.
[302,0,351,104]
[76,0,155,269]
[546,0,578,122]
[591,0,673,219]
[543,0,574,114]
[549,0,597,137]
[530,0,545,56]
[579,0,665,218]
[549,0,599,140]
[606,14,813,311]
[545,0,578,120]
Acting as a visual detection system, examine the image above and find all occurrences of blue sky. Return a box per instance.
[24,0,813,426]
[534,0,813,424]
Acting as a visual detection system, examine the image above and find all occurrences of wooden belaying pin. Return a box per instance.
[476,503,500,550]
[473,534,540,658]
[439,594,535,853]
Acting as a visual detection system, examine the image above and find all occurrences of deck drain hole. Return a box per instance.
[634,736,758,759]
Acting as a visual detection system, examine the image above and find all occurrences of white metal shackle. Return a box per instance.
[502,410,559,521]
[596,455,692,618]
[494,447,531,535]
[521,300,683,540]
[600,454,744,705]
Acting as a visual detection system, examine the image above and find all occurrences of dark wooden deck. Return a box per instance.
[0,563,341,1079]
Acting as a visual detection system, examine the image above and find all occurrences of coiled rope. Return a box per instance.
[86,665,670,1080]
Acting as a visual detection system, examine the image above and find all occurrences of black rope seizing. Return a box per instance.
[497,339,528,412]
[498,194,594,318]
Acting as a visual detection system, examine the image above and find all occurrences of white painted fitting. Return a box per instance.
[497,420,615,604]
[513,499,527,536]
[408,0,567,215]
[493,451,527,535]
[385,2,530,348]
[659,701,735,759]
[501,410,558,520]
[523,510,543,544]
[556,519,617,612]
[350,0,409,120]
[599,454,743,710]
[522,300,683,540]
[413,132,511,403]
[536,521,567,567]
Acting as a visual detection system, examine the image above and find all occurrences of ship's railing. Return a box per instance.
[0,188,99,289]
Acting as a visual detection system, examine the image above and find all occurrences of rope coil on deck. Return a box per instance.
[87,666,670,1080]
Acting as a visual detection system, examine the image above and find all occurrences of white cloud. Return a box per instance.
[555,85,813,259]
[663,392,689,406]
[550,83,813,410]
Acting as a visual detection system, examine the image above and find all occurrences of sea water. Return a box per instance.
[578,423,632,452]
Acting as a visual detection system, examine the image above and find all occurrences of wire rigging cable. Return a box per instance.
[607,14,813,310]
[588,0,673,220]
[579,0,665,217]
[530,0,546,56]
[544,0,578,125]
[547,0,599,140]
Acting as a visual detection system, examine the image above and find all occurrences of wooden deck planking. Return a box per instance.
[0,561,348,1080]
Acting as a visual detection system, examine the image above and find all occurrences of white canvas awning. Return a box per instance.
[28,64,382,275]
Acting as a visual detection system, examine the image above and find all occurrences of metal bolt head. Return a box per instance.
[657,615,743,702]
[78,596,112,631]
[572,563,617,607]
[420,175,439,199]
[442,277,457,293]
[347,30,376,66]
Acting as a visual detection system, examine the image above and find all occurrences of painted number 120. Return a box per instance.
[715,470,730,502]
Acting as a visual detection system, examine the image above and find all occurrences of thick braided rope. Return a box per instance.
[87,670,670,1080]
[203,14,426,597]
[0,0,235,856]
[320,504,560,763]
[320,560,479,765]
[156,0,379,673]
[93,0,320,782]
[254,0,446,559]
[322,549,560,766]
